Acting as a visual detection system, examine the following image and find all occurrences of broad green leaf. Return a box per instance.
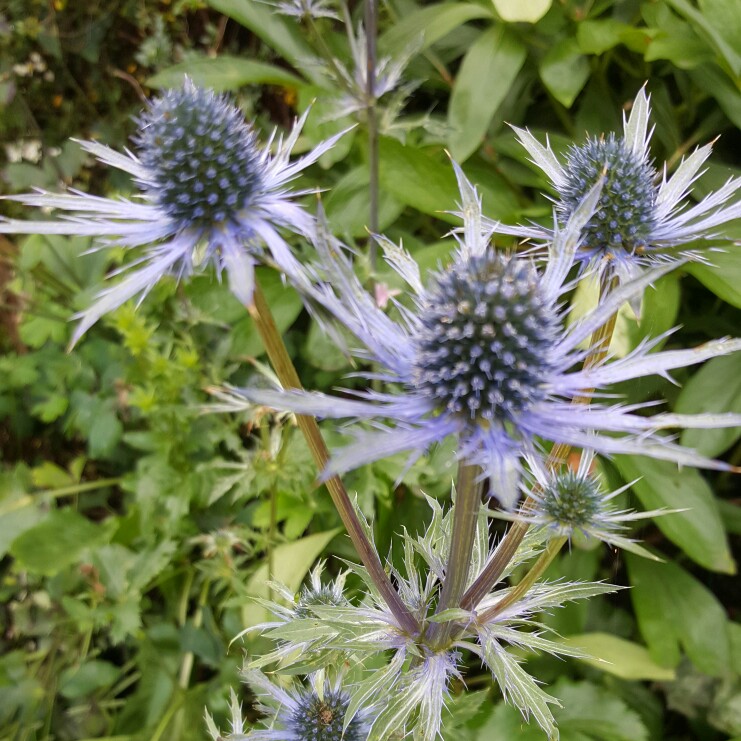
[614,456,734,574]
[147,55,305,91]
[665,0,741,75]
[448,26,526,162]
[626,556,730,675]
[59,660,120,699]
[687,249,741,308]
[9,509,110,576]
[242,529,340,629]
[677,354,741,456]
[552,678,650,741]
[562,633,676,681]
[379,3,491,57]
[0,467,44,557]
[206,0,319,78]
[469,702,544,740]
[324,166,404,238]
[577,19,650,55]
[492,0,552,23]
[539,38,590,108]
[378,138,458,220]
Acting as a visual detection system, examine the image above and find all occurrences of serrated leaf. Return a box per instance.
[10,509,110,576]
[613,456,735,574]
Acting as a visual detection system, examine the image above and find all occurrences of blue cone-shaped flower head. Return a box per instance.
[513,450,672,559]
[0,79,346,346]
[488,86,741,286]
[560,133,656,260]
[134,85,263,228]
[412,252,557,425]
[220,163,741,510]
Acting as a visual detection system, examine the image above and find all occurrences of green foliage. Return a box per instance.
[1,0,740,738]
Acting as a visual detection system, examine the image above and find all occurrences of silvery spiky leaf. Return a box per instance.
[262,0,339,20]
[226,496,619,741]
[488,86,741,287]
[0,79,346,345]
[221,162,741,510]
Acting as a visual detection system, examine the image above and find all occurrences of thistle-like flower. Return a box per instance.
[223,163,741,509]
[511,450,671,560]
[206,670,371,741]
[490,86,741,286]
[0,80,344,345]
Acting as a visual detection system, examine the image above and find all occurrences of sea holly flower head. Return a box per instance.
[493,86,741,285]
[265,0,339,20]
[0,79,345,345]
[224,162,741,510]
[207,669,371,741]
[514,450,673,560]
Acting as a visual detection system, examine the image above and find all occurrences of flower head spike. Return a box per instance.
[491,86,741,286]
[0,79,345,346]
[222,162,741,510]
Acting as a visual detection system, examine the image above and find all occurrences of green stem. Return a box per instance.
[460,274,620,611]
[427,463,484,648]
[247,278,419,635]
[364,0,379,271]
[477,536,568,624]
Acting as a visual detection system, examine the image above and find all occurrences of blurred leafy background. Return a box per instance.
[1,0,740,739]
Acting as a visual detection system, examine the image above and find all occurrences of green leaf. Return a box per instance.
[448,26,526,162]
[9,509,110,576]
[613,456,735,574]
[378,138,458,219]
[323,166,404,238]
[626,556,730,675]
[380,3,492,57]
[492,0,552,23]
[664,0,741,76]
[0,467,44,558]
[676,354,741,456]
[552,678,650,741]
[147,55,304,91]
[205,0,319,79]
[577,19,650,55]
[687,249,741,308]
[539,38,591,108]
[562,633,676,681]
[242,529,340,629]
[59,660,120,699]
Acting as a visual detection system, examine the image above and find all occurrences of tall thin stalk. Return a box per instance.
[427,463,484,648]
[365,0,379,271]
[247,278,419,635]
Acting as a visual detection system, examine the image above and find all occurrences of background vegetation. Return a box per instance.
[1,0,740,739]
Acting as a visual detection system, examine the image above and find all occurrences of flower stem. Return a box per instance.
[477,536,568,624]
[247,278,419,635]
[427,463,484,648]
[364,0,379,272]
[460,274,620,611]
